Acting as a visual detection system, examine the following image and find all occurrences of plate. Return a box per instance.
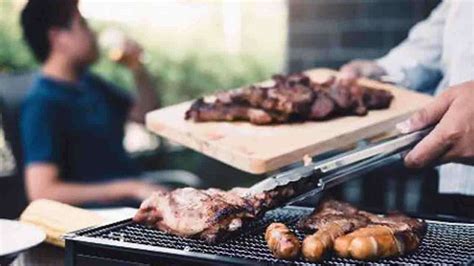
[0,219,45,257]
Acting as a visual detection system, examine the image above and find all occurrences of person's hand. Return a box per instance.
[115,39,144,71]
[109,180,168,202]
[338,59,386,86]
[396,80,474,168]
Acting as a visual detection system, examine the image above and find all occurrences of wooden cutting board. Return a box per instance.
[146,68,433,174]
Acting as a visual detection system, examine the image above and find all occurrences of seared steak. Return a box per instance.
[185,73,393,125]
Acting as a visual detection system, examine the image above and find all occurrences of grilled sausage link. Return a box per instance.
[265,223,301,259]
[301,223,346,261]
[334,225,419,260]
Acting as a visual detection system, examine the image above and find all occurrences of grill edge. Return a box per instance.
[64,206,474,265]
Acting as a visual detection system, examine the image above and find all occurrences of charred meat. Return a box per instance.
[298,200,426,261]
[185,98,289,125]
[133,187,256,243]
[297,200,370,232]
[133,185,297,243]
[185,73,393,125]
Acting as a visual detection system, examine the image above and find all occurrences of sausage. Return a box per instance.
[265,223,301,259]
[334,225,412,260]
[301,223,346,261]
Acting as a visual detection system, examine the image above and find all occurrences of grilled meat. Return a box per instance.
[358,211,427,237]
[363,88,394,109]
[216,73,315,115]
[298,200,370,261]
[185,73,393,125]
[219,84,314,115]
[298,200,426,261]
[302,222,350,261]
[133,185,297,243]
[132,188,256,242]
[334,224,422,260]
[309,92,336,120]
[185,98,289,125]
[297,200,369,232]
[265,223,301,259]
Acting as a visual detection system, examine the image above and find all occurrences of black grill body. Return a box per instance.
[64,206,474,266]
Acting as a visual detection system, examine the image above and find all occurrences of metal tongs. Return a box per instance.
[247,127,432,205]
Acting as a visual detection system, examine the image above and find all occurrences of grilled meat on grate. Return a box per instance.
[133,185,298,243]
[297,200,371,261]
[185,73,393,125]
[133,188,254,243]
[296,200,369,232]
[297,200,426,261]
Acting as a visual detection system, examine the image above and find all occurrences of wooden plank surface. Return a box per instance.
[146,68,433,174]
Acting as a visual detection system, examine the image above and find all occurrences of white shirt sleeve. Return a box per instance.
[376,1,449,92]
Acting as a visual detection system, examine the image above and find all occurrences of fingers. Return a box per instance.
[339,63,360,87]
[123,39,142,56]
[439,141,474,166]
[153,185,169,193]
[396,93,452,134]
[404,124,452,168]
[339,60,384,86]
[439,146,460,164]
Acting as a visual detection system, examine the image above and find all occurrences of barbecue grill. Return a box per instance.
[64,129,474,265]
[64,206,474,265]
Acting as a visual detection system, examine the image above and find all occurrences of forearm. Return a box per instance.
[375,1,448,91]
[28,180,131,206]
[129,63,160,123]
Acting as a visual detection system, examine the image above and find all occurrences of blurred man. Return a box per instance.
[339,1,474,196]
[20,0,166,206]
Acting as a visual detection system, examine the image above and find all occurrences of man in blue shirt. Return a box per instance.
[20,0,166,206]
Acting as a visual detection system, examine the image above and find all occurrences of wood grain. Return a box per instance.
[146,68,433,174]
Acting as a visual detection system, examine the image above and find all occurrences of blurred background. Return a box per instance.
[2,0,451,219]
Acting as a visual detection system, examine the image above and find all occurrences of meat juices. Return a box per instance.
[185,73,393,125]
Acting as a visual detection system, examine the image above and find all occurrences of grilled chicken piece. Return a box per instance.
[133,185,297,243]
[133,188,256,242]
[185,73,393,125]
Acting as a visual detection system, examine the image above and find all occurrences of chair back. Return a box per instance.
[0,71,37,218]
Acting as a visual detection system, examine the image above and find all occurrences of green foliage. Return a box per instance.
[92,48,273,106]
[0,1,37,73]
[0,2,279,106]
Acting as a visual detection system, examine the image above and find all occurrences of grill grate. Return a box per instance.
[76,207,474,265]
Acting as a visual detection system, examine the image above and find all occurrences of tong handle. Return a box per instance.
[286,152,404,205]
[285,127,433,205]
[314,126,433,174]
[248,127,432,198]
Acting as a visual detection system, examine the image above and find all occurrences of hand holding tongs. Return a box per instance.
[248,127,433,204]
